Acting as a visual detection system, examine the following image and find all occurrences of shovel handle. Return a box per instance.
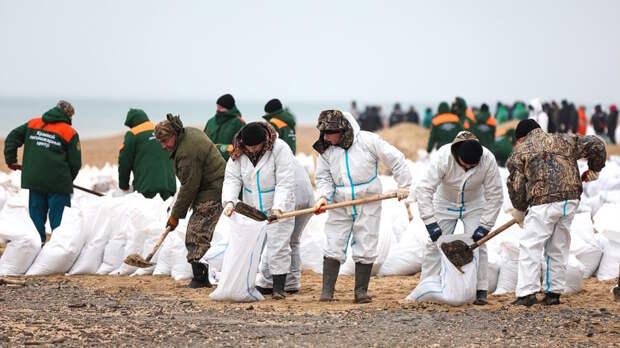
[145,226,173,262]
[277,192,398,220]
[471,218,518,250]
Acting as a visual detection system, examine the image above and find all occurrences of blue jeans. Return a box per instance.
[28,191,71,243]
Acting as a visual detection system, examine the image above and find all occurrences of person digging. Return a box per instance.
[155,114,226,288]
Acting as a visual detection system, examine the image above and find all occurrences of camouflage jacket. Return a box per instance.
[506,128,606,211]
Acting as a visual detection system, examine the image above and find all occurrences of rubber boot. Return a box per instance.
[614,275,620,302]
[188,262,212,288]
[319,257,340,302]
[272,274,287,300]
[473,290,488,305]
[354,262,373,304]
[256,285,273,295]
[511,293,537,307]
[540,292,561,306]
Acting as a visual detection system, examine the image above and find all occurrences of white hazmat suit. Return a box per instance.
[528,98,549,133]
[315,112,412,264]
[416,132,503,291]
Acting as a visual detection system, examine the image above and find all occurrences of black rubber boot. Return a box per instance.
[354,262,373,304]
[319,257,340,302]
[540,292,561,306]
[511,293,537,307]
[473,290,488,305]
[614,275,620,302]
[256,286,273,295]
[188,262,212,288]
[272,274,287,300]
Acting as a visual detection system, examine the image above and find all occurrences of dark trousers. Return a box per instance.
[28,190,71,243]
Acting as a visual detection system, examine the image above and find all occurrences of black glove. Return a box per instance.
[425,222,442,242]
[472,226,489,243]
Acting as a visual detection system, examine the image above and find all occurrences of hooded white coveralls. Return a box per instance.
[416,137,503,291]
[516,199,578,297]
[315,112,412,264]
[222,138,313,291]
[528,98,549,133]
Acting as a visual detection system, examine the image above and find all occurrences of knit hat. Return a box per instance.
[240,122,267,146]
[154,113,184,142]
[458,140,483,165]
[264,99,283,114]
[216,94,235,109]
[515,119,541,140]
[57,100,75,117]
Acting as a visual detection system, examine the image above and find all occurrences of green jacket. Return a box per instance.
[493,129,515,167]
[427,102,463,152]
[512,102,528,121]
[469,109,497,150]
[118,109,176,200]
[262,108,297,154]
[204,106,245,160]
[496,105,509,124]
[170,127,226,219]
[4,107,81,195]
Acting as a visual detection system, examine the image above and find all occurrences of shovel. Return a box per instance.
[440,218,518,269]
[11,164,103,197]
[234,192,399,222]
[123,226,173,268]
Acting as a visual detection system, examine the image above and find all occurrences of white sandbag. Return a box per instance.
[377,218,427,276]
[493,241,520,295]
[0,207,41,275]
[68,198,116,275]
[597,230,620,281]
[0,186,6,212]
[300,213,327,274]
[200,239,229,285]
[209,215,267,302]
[152,234,175,276]
[487,261,501,294]
[96,214,130,275]
[579,194,603,217]
[406,235,478,306]
[26,208,86,275]
[169,229,193,281]
[593,204,619,234]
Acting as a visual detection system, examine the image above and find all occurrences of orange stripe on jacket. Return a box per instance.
[130,121,155,135]
[485,117,497,127]
[27,117,76,143]
[269,118,288,129]
[465,108,476,122]
[432,113,460,126]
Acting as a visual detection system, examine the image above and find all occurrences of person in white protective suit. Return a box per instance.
[507,119,606,306]
[221,122,313,299]
[528,98,548,133]
[313,110,412,303]
[416,131,503,305]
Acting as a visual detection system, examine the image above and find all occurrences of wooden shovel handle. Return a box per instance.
[471,218,517,250]
[277,192,398,220]
[145,226,173,262]
[12,164,103,197]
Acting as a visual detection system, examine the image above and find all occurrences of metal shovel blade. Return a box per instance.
[123,253,153,268]
[440,239,474,269]
[233,202,268,221]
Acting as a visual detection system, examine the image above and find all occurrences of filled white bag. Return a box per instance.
[0,207,41,275]
[597,230,620,281]
[493,241,520,295]
[487,261,501,294]
[169,228,193,281]
[540,255,584,293]
[27,208,86,275]
[209,215,267,302]
[0,186,6,212]
[406,235,478,306]
[200,239,229,285]
[299,213,327,274]
[377,218,427,276]
[96,214,130,275]
[152,234,175,276]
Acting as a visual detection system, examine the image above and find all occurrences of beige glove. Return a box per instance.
[223,202,234,217]
[314,197,328,214]
[267,209,283,222]
[510,209,526,225]
[396,188,410,201]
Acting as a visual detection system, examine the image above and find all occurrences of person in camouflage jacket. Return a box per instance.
[507,119,606,307]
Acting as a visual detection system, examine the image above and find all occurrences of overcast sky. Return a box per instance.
[1,0,619,105]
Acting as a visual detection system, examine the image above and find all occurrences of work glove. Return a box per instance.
[223,202,234,217]
[166,215,178,231]
[314,197,328,215]
[267,209,283,222]
[581,170,599,182]
[510,209,526,224]
[472,226,489,243]
[396,188,409,201]
[218,144,233,154]
[425,222,442,242]
[7,163,21,171]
